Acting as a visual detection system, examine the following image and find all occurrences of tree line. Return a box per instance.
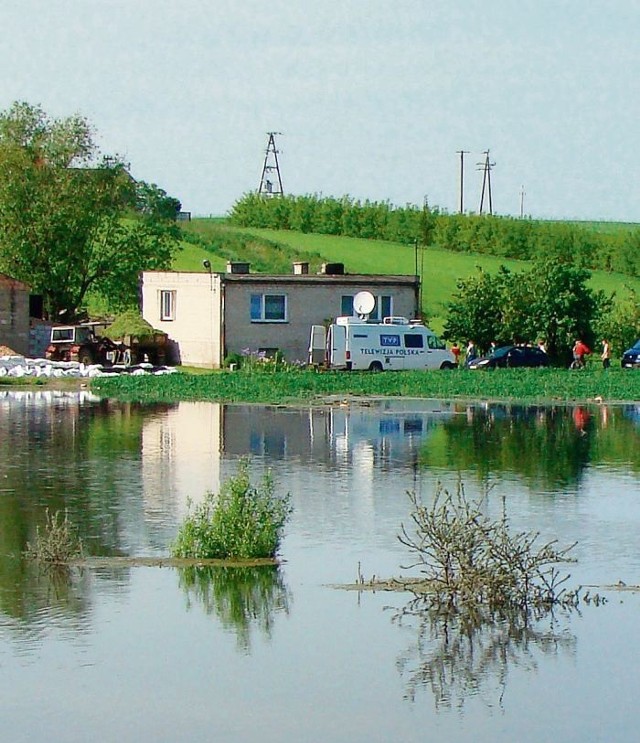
[230,192,640,278]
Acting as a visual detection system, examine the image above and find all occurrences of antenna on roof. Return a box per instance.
[258,132,284,197]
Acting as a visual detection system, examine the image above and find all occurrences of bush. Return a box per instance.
[25,509,84,563]
[172,459,292,559]
[398,482,576,611]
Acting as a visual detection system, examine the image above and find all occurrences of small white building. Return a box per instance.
[141,262,420,368]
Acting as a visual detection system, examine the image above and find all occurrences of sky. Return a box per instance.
[2,0,639,221]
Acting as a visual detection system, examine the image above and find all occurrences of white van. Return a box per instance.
[309,316,456,371]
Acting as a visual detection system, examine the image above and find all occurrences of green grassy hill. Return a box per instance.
[174,219,640,333]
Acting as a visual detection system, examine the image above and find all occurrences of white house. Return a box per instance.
[141,262,420,368]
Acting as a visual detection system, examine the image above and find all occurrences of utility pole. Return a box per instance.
[519,184,526,218]
[456,150,469,213]
[258,132,284,197]
[477,150,495,215]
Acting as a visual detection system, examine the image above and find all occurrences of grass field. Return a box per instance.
[173,220,640,333]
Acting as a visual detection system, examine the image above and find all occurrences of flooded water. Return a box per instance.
[2,391,640,742]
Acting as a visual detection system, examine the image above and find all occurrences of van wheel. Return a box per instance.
[440,361,455,370]
[369,361,384,372]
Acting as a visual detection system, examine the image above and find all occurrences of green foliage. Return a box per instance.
[135,181,181,220]
[443,259,610,361]
[172,459,292,560]
[229,193,640,279]
[0,101,181,319]
[595,287,640,357]
[91,366,640,406]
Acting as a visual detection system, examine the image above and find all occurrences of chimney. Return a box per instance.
[320,262,345,275]
[292,261,309,275]
[226,261,250,274]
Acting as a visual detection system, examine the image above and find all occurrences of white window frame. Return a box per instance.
[160,290,176,321]
[250,293,288,323]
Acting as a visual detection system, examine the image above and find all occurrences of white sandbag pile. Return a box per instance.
[0,355,177,379]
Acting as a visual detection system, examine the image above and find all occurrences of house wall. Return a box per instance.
[223,280,418,363]
[141,271,222,367]
[141,270,418,368]
[0,275,30,356]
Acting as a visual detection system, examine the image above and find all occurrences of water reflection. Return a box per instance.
[177,565,291,652]
[422,402,640,490]
[394,599,577,709]
[0,560,91,645]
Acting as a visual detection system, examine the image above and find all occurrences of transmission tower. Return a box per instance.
[258,132,284,197]
[477,149,496,215]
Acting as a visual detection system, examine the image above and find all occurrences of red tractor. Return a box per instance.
[45,323,128,365]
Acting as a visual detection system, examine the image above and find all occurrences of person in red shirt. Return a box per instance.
[451,342,461,366]
[572,339,591,368]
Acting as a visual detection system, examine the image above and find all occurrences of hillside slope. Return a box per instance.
[174,219,640,333]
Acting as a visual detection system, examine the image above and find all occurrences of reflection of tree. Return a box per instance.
[178,565,291,652]
[0,560,90,639]
[394,599,576,708]
[422,405,595,490]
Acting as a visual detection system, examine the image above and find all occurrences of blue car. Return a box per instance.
[622,340,640,368]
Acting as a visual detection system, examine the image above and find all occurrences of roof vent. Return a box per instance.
[292,261,309,275]
[226,261,250,274]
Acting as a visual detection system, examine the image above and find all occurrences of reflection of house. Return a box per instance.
[0,273,30,355]
[142,402,223,519]
[141,262,420,368]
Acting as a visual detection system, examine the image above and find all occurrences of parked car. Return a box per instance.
[621,340,640,369]
[468,345,549,370]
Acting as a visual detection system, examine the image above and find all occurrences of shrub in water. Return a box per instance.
[25,509,84,563]
[172,459,291,560]
[399,482,576,611]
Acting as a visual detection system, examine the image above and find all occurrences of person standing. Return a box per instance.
[465,340,477,367]
[451,342,461,367]
[601,339,611,369]
[572,339,590,368]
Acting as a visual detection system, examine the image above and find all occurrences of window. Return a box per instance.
[404,334,424,349]
[160,290,176,321]
[341,294,392,320]
[427,334,446,350]
[250,293,287,322]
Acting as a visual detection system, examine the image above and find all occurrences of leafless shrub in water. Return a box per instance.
[25,509,84,564]
[398,482,577,613]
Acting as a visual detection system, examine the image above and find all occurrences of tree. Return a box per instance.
[443,260,609,363]
[0,102,180,319]
[443,266,512,351]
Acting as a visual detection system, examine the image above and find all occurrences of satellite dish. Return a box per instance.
[353,291,376,317]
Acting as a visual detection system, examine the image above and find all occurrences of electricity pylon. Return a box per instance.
[477,150,495,215]
[258,132,284,197]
